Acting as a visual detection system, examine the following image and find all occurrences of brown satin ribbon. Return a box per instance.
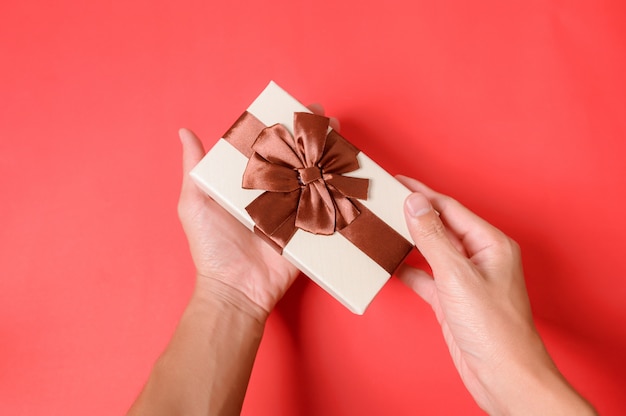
[224,111,413,274]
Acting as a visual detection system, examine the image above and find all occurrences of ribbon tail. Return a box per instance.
[245,190,300,250]
[324,174,369,200]
[252,216,297,254]
[327,190,360,230]
[295,181,336,235]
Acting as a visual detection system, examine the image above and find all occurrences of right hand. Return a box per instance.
[396,175,595,415]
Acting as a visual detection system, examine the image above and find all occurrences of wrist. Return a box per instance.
[500,364,596,416]
[192,274,270,326]
[137,274,268,416]
[480,335,596,415]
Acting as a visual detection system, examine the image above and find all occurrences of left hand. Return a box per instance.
[177,128,299,317]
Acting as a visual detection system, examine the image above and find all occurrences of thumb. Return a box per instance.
[178,128,206,201]
[404,192,463,273]
[179,128,206,176]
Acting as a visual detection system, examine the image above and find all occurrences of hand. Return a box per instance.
[177,128,299,318]
[396,176,595,415]
[128,128,304,416]
[130,107,342,416]
[177,105,340,318]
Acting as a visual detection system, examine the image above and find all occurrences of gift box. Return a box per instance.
[190,81,414,314]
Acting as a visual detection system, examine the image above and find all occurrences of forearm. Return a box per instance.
[479,332,596,416]
[128,277,267,416]
[492,367,596,416]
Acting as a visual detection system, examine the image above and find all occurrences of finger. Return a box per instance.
[328,117,340,131]
[179,128,205,175]
[308,103,340,131]
[307,103,325,115]
[396,180,468,256]
[404,192,467,274]
[445,227,469,257]
[396,175,436,197]
[179,128,206,198]
[396,264,436,306]
[398,175,505,259]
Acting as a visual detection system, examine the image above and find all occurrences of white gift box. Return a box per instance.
[190,81,413,314]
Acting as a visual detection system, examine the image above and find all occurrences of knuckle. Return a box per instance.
[491,232,521,259]
[418,217,447,241]
[508,237,521,254]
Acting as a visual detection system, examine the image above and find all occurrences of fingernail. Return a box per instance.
[406,193,432,217]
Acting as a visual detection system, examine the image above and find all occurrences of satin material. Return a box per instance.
[223,111,413,274]
[243,112,369,237]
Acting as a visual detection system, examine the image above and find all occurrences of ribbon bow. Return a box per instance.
[242,112,369,248]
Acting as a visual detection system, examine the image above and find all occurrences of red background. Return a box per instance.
[1,0,625,414]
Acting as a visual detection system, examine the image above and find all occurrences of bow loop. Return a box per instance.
[243,153,301,192]
[252,124,303,168]
[293,112,329,166]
